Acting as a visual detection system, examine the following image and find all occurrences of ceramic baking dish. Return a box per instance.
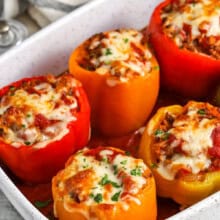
[0,0,220,219]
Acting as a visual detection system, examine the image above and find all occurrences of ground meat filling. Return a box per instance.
[161,0,220,59]
[0,74,79,148]
[152,102,220,180]
[79,29,153,82]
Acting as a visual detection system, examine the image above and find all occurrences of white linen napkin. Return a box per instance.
[0,0,28,19]
[0,0,91,27]
[27,0,91,27]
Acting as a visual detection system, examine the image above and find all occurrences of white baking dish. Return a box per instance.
[0,0,220,219]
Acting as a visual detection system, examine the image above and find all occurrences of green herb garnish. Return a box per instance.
[150,163,158,169]
[154,129,170,140]
[105,48,112,55]
[123,38,129,43]
[120,160,127,165]
[153,66,160,71]
[83,164,89,169]
[197,109,206,115]
[154,129,163,136]
[99,174,109,185]
[24,141,31,145]
[111,191,121,201]
[89,193,94,198]
[99,174,121,188]
[34,199,51,208]
[94,193,103,203]
[9,86,15,91]
[162,132,170,140]
[102,157,109,163]
[113,165,118,175]
[130,168,142,176]
[125,151,131,156]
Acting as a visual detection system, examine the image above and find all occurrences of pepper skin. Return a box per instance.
[138,103,220,205]
[52,146,157,220]
[0,74,90,183]
[147,0,220,98]
[69,29,159,137]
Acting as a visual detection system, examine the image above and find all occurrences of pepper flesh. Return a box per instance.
[138,104,220,205]
[69,30,159,137]
[147,0,220,98]
[0,74,90,183]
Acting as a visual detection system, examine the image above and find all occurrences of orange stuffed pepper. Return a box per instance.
[69,29,159,137]
[139,101,220,205]
[52,146,157,220]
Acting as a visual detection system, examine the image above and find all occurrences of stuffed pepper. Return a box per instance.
[69,29,159,137]
[147,0,220,98]
[52,146,157,220]
[0,73,90,183]
[138,101,220,205]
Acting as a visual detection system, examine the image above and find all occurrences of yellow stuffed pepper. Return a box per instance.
[69,29,159,137]
[138,101,220,206]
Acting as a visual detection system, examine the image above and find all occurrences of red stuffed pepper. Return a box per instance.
[0,73,90,183]
[147,0,220,98]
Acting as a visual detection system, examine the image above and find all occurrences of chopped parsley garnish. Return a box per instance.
[105,48,112,55]
[24,141,31,146]
[113,165,118,175]
[153,66,160,70]
[162,132,170,140]
[21,124,26,128]
[154,129,164,136]
[197,109,206,115]
[104,60,111,65]
[120,160,127,165]
[89,193,94,198]
[150,163,158,169]
[125,151,131,156]
[130,167,142,176]
[111,191,121,202]
[102,157,109,163]
[83,164,89,169]
[123,38,129,43]
[9,86,15,91]
[99,174,121,188]
[34,199,51,208]
[26,114,31,118]
[154,129,170,140]
[99,174,109,185]
[94,193,103,203]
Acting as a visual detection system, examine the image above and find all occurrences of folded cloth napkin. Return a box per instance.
[0,0,91,27]
[27,0,91,27]
[0,0,29,19]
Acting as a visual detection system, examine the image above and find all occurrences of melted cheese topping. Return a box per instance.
[0,74,79,148]
[81,29,155,86]
[54,147,149,214]
[161,0,220,58]
[152,101,220,180]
